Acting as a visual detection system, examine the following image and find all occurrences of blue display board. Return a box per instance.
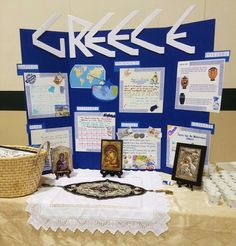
[20,19,215,173]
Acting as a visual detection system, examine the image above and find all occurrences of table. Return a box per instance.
[1,171,236,246]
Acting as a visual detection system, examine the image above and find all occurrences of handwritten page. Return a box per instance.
[117,127,161,170]
[166,125,211,168]
[175,59,225,112]
[75,112,116,152]
[24,73,70,119]
[119,67,165,113]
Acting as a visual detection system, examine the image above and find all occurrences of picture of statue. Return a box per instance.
[208,67,218,81]
[150,72,158,84]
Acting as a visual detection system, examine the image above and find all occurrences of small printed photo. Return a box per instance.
[208,67,218,81]
[213,96,220,111]
[180,76,189,89]
[55,105,70,117]
[179,93,185,105]
[150,72,158,84]
[147,127,161,139]
[132,154,156,170]
[117,127,133,139]
[53,73,64,85]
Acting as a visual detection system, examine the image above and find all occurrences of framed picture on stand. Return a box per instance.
[172,143,207,190]
[100,140,123,178]
[51,146,73,179]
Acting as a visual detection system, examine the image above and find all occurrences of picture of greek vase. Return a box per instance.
[179,93,185,105]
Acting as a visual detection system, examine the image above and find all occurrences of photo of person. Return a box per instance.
[208,67,218,81]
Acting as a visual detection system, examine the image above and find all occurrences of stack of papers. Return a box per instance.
[0,147,35,158]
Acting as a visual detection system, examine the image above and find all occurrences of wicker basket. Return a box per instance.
[0,142,50,198]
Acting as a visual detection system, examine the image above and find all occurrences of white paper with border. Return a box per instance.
[166,125,211,168]
[24,73,70,119]
[75,112,116,152]
[30,127,73,171]
[119,67,165,113]
[175,59,224,112]
[117,128,161,170]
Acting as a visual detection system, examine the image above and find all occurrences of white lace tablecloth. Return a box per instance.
[26,169,170,235]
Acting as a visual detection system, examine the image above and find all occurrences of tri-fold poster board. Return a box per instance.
[19,17,225,173]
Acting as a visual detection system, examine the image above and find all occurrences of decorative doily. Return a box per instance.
[43,179,172,200]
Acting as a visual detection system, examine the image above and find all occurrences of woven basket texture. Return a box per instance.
[0,145,48,198]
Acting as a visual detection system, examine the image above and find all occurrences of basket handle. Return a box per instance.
[35,141,50,165]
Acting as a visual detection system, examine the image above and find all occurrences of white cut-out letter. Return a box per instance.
[85,13,115,57]
[108,11,139,56]
[166,5,196,53]
[131,9,164,54]
[32,14,65,58]
[68,15,93,58]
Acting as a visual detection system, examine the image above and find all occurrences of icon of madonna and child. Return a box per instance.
[51,146,73,179]
[101,140,123,177]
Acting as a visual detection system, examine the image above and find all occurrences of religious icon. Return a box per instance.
[172,143,206,189]
[51,146,73,179]
[100,140,123,178]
